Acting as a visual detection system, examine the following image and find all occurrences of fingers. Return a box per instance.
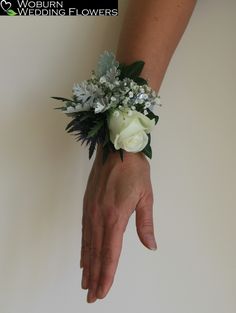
[81,216,92,290]
[135,194,157,250]
[81,200,128,302]
[95,221,126,299]
[87,223,104,303]
[80,213,86,269]
[80,195,88,269]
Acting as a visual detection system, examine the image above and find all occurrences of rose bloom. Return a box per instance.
[108,109,155,152]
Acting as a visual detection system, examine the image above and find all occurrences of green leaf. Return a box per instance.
[88,120,104,137]
[53,107,65,110]
[7,9,17,16]
[119,61,145,79]
[133,77,147,86]
[65,118,77,131]
[79,114,91,122]
[142,143,152,159]
[51,97,72,102]
[89,142,96,159]
[119,149,124,162]
[147,109,159,124]
[102,132,110,147]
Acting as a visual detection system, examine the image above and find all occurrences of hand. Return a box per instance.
[80,146,157,303]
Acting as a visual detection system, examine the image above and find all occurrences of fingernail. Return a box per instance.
[149,239,157,250]
[150,245,157,250]
[145,235,157,250]
[87,290,97,303]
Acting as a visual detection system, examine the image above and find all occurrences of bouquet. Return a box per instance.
[52,51,161,163]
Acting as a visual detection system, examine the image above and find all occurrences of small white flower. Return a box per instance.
[129,91,134,98]
[144,110,148,115]
[99,76,107,84]
[152,91,157,97]
[143,94,149,100]
[133,85,139,92]
[155,96,161,105]
[66,106,75,113]
[111,96,116,102]
[94,102,105,113]
[129,82,134,89]
[144,101,151,108]
[108,83,115,90]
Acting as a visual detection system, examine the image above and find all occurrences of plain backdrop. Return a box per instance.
[0,0,235,312]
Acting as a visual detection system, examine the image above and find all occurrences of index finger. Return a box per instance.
[96,222,126,299]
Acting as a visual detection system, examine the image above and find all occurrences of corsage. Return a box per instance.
[52,51,161,163]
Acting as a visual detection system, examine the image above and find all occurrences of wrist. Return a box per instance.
[95,144,147,164]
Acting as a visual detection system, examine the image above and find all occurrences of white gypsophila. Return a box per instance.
[62,51,161,115]
[113,77,161,112]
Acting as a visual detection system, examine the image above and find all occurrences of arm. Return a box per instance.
[117,0,197,91]
[80,0,197,303]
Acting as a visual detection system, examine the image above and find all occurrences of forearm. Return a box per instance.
[116,0,197,91]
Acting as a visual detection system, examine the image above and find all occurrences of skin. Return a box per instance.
[80,0,197,303]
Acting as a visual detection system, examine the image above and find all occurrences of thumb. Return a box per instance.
[135,195,157,250]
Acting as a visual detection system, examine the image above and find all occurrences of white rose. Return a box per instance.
[108,109,155,152]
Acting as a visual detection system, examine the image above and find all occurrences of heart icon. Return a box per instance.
[0,0,12,12]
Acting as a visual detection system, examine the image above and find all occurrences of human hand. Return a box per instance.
[80,146,157,303]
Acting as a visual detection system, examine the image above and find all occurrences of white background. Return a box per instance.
[0,0,235,312]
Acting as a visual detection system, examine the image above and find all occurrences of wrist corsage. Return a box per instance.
[52,51,161,163]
